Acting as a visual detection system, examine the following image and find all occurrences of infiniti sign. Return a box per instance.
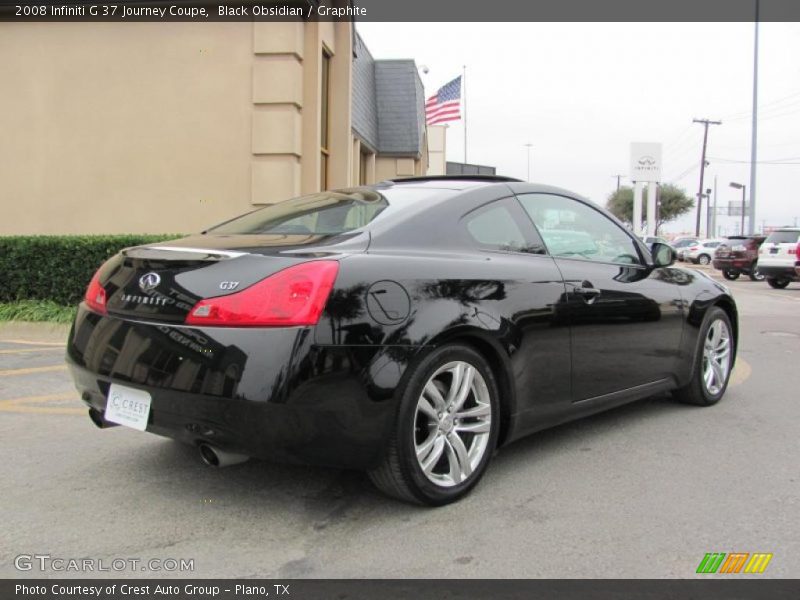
[630,142,662,183]
[139,272,161,292]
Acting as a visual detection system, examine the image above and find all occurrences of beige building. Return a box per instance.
[0,22,434,235]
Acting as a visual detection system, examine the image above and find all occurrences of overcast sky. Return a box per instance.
[357,22,800,236]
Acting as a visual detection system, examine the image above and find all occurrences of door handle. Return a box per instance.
[573,281,601,302]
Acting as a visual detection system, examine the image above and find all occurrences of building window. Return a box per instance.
[320,48,331,190]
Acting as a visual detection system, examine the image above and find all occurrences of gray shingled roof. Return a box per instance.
[352,33,379,151]
[352,33,425,157]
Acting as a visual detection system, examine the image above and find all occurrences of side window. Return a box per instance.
[516,193,642,265]
[462,199,545,254]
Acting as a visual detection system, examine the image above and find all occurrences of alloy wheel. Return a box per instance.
[413,361,492,487]
[702,319,732,395]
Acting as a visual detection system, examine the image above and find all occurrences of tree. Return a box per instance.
[606,184,694,234]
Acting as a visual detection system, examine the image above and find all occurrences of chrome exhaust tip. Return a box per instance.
[88,408,118,429]
[198,443,249,468]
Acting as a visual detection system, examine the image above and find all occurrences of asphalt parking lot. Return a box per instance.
[1,265,798,579]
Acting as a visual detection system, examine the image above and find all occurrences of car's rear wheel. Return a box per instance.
[767,277,790,289]
[722,270,740,281]
[368,345,499,506]
[674,307,734,407]
[697,254,711,265]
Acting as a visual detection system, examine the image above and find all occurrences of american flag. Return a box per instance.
[425,76,462,126]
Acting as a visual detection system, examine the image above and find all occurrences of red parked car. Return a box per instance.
[713,235,767,281]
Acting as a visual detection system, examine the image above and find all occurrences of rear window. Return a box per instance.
[209,188,449,235]
[765,230,800,244]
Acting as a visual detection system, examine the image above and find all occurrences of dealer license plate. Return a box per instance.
[105,384,152,431]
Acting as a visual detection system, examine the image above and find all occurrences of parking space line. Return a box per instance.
[0,365,68,377]
[0,347,64,355]
[0,392,83,415]
[729,358,751,387]
[0,339,66,347]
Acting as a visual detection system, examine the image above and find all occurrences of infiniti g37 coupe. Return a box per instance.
[67,176,738,505]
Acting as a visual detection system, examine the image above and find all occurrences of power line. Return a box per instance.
[663,162,699,183]
[663,124,694,150]
[720,88,800,120]
[725,101,800,123]
[708,156,800,164]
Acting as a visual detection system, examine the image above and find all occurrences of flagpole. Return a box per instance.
[462,65,467,164]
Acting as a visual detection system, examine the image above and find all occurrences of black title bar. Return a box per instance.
[5,579,800,600]
[2,0,800,22]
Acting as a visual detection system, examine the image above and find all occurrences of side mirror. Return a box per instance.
[650,242,675,267]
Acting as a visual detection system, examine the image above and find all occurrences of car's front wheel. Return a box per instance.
[697,254,711,265]
[369,344,499,505]
[767,277,790,289]
[748,264,765,281]
[722,270,740,281]
[674,307,734,407]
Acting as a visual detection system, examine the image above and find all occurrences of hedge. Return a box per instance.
[0,235,180,306]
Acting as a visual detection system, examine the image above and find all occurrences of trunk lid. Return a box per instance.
[100,233,366,323]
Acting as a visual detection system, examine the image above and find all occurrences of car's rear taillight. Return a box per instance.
[185,261,339,327]
[689,246,699,251]
[84,270,107,315]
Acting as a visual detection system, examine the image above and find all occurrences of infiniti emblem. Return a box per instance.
[139,272,161,292]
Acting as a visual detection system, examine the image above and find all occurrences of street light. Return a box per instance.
[523,143,533,181]
[730,182,746,235]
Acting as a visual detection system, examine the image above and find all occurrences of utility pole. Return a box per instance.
[749,0,760,234]
[462,65,467,164]
[711,175,718,237]
[612,174,624,192]
[693,118,722,236]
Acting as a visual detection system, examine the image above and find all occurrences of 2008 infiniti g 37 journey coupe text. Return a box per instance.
[67,176,738,505]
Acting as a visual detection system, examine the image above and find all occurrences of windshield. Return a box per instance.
[765,230,800,244]
[209,187,449,235]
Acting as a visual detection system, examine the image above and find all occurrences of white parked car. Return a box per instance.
[671,237,700,261]
[684,239,726,265]
[641,236,668,246]
[757,227,800,289]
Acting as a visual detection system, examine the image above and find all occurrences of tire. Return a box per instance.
[368,344,500,506]
[697,254,711,265]
[748,266,765,281]
[673,307,734,407]
[722,270,740,281]
[767,277,790,289]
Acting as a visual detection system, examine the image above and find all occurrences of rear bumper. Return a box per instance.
[66,306,407,470]
[712,257,753,271]
[756,265,799,280]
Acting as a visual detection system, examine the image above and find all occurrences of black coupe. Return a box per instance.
[67,176,738,505]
